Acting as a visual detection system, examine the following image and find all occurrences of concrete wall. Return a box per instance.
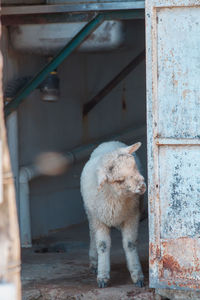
[2,19,146,238]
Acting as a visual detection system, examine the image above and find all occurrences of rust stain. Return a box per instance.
[149,243,160,265]
[162,254,181,273]
[173,79,178,87]
[182,89,191,100]
[160,278,200,290]
[160,238,200,283]
[153,241,198,285]
[172,72,178,87]
[152,243,160,258]
[168,278,200,289]
[178,282,200,289]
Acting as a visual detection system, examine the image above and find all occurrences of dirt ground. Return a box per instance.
[21,219,157,300]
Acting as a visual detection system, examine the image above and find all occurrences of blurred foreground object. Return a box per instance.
[35,151,69,176]
[0,50,21,299]
[0,283,16,300]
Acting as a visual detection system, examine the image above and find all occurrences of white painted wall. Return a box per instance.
[2,20,146,238]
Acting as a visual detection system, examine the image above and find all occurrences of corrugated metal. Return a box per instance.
[146,0,200,291]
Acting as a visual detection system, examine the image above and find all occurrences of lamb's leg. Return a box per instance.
[121,214,144,287]
[96,224,111,288]
[88,220,98,274]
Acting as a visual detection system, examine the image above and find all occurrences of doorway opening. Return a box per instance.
[2,7,153,298]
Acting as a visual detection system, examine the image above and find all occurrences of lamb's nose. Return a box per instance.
[139,182,146,193]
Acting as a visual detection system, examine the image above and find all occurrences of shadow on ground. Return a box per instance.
[22,219,156,300]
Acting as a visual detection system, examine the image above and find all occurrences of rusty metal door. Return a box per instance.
[146,0,200,290]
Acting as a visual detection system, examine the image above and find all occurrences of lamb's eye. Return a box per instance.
[115,179,124,184]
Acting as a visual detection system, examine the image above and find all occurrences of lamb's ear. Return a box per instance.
[125,142,142,154]
[97,167,108,190]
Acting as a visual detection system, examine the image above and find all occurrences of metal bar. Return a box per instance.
[2,10,144,25]
[156,138,200,146]
[83,49,145,116]
[1,2,145,15]
[4,14,104,117]
[104,9,144,20]
[1,13,95,25]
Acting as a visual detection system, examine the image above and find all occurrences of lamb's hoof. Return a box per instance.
[135,279,144,288]
[97,278,109,288]
[90,265,97,274]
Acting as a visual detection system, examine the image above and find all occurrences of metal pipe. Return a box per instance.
[4,14,104,117]
[68,125,146,164]
[19,166,40,247]
[83,49,145,116]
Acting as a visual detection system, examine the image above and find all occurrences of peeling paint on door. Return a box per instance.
[146,0,200,291]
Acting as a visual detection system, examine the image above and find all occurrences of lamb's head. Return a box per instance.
[97,142,146,197]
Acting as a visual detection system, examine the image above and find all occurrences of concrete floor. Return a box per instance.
[21,218,157,300]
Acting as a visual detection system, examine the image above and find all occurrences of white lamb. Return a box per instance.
[80,141,146,288]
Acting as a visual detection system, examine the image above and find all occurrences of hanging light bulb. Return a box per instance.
[39,69,60,102]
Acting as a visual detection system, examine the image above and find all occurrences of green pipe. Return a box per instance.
[4,13,104,117]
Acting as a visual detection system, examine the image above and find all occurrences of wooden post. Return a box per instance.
[0,19,21,300]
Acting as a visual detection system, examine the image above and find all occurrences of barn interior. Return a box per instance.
[1,1,153,299]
